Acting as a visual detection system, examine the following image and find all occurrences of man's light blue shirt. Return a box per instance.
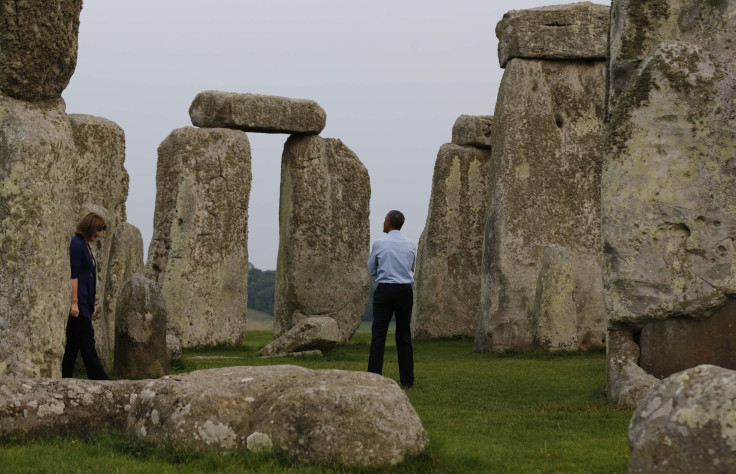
[367,230,416,284]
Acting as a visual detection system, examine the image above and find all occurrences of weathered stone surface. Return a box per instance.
[69,114,128,225]
[496,2,609,68]
[114,274,169,379]
[603,36,736,402]
[533,245,577,351]
[413,143,492,339]
[0,377,145,436]
[0,94,77,377]
[166,334,182,363]
[275,135,370,343]
[628,365,736,473]
[607,0,736,118]
[0,0,83,101]
[0,367,429,467]
[125,367,428,466]
[451,115,493,149]
[103,222,144,350]
[259,317,339,356]
[475,58,606,352]
[147,127,251,347]
[189,90,326,135]
[606,330,657,407]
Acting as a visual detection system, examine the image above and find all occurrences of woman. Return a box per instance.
[61,212,108,380]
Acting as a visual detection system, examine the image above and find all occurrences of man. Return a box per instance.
[367,210,416,388]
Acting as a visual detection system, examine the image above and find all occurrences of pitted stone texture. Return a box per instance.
[608,0,736,118]
[275,135,370,343]
[413,143,492,339]
[124,366,428,466]
[69,114,128,225]
[189,90,326,135]
[147,127,251,347]
[496,2,609,68]
[533,245,577,351]
[259,316,339,356]
[0,0,83,101]
[103,222,144,351]
[0,95,77,377]
[607,330,658,407]
[114,274,169,379]
[451,115,493,149]
[628,365,736,473]
[166,334,182,363]
[474,59,606,353]
[0,377,145,436]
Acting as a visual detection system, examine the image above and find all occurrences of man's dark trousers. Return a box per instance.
[61,315,108,380]
[368,283,414,386]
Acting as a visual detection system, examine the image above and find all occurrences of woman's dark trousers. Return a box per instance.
[368,283,415,386]
[61,315,108,380]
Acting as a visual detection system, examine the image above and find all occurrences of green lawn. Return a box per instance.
[0,331,633,473]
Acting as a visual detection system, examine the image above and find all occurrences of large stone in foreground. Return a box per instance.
[451,115,493,149]
[114,274,169,379]
[0,0,83,101]
[496,2,609,68]
[0,94,77,377]
[189,90,326,134]
[147,127,251,347]
[413,143,492,339]
[628,365,736,473]
[259,316,339,356]
[475,58,606,352]
[0,368,430,467]
[275,135,370,343]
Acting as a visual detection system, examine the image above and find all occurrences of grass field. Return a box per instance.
[0,330,634,473]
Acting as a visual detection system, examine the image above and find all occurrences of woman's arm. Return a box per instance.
[70,278,79,317]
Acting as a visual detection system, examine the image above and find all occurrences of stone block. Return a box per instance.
[451,115,493,149]
[259,316,339,356]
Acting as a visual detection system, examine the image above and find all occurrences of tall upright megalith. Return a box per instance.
[275,135,370,343]
[603,0,736,405]
[413,117,493,339]
[475,3,609,352]
[147,127,251,347]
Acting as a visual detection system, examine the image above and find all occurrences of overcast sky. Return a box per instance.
[63,0,610,270]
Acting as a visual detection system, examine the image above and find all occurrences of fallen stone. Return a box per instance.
[189,90,326,134]
[496,2,609,68]
[166,335,182,363]
[114,274,169,379]
[475,58,606,352]
[185,356,247,361]
[260,350,323,359]
[0,94,78,377]
[147,127,251,347]
[259,317,338,356]
[606,330,658,407]
[0,0,83,101]
[628,365,736,473]
[533,245,577,351]
[451,115,493,149]
[413,143,492,339]
[275,135,370,343]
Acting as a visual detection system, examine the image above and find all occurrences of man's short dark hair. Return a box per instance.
[387,210,405,230]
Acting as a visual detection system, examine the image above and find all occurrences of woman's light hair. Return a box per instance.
[75,212,107,240]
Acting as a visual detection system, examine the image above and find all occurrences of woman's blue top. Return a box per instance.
[69,234,96,320]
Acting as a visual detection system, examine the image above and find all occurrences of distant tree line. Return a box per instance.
[248,263,275,314]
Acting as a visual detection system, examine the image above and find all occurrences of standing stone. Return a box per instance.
[0,94,77,377]
[103,222,144,350]
[189,91,326,134]
[275,135,370,343]
[0,0,83,102]
[413,142,492,339]
[628,365,736,473]
[475,57,606,352]
[451,115,493,149]
[533,245,577,351]
[114,273,169,379]
[166,334,182,363]
[496,2,609,68]
[603,0,736,404]
[147,127,251,347]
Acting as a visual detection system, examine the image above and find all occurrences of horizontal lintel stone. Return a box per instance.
[451,115,493,149]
